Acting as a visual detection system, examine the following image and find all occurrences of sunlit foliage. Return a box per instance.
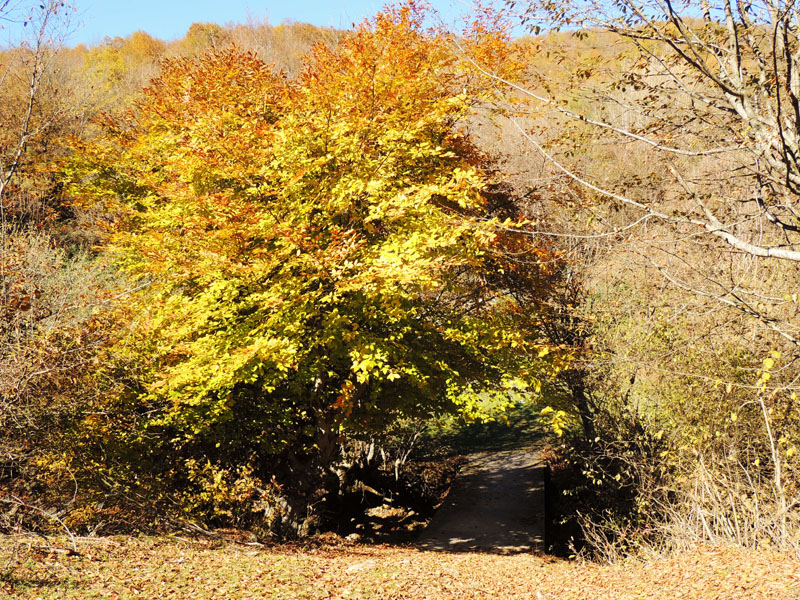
[63,5,561,529]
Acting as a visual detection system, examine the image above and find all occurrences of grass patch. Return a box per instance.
[422,401,547,456]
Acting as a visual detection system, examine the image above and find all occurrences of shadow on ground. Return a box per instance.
[415,449,546,554]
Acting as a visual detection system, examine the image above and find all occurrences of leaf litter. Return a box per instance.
[1,535,798,599]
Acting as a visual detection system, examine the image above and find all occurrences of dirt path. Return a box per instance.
[416,447,546,553]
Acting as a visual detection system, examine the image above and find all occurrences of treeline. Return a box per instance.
[62,20,344,111]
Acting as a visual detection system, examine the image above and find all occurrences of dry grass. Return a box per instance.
[1,535,798,599]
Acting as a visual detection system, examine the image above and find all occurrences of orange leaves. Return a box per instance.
[298,4,453,140]
[141,47,284,125]
[333,379,357,416]
[458,6,524,83]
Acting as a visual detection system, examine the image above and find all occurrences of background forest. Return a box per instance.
[1,0,799,563]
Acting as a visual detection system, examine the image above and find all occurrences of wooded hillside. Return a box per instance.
[1,0,798,563]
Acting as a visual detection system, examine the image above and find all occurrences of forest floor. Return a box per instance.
[2,533,799,599]
[3,410,799,598]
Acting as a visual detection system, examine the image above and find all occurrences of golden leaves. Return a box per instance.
[64,4,561,445]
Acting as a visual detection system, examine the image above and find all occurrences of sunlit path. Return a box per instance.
[416,448,546,553]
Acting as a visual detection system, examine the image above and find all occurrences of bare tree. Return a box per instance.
[1,1,74,287]
[0,2,92,542]
[436,0,800,552]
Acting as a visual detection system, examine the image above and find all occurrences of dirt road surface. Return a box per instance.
[416,448,545,553]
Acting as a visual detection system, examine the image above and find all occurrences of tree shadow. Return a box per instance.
[414,459,548,555]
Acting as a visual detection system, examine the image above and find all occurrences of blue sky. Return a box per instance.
[67,0,472,46]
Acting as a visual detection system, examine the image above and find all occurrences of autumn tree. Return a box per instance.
[180,22,231,54]
[79,31,166,110]
[64,6,562,535]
